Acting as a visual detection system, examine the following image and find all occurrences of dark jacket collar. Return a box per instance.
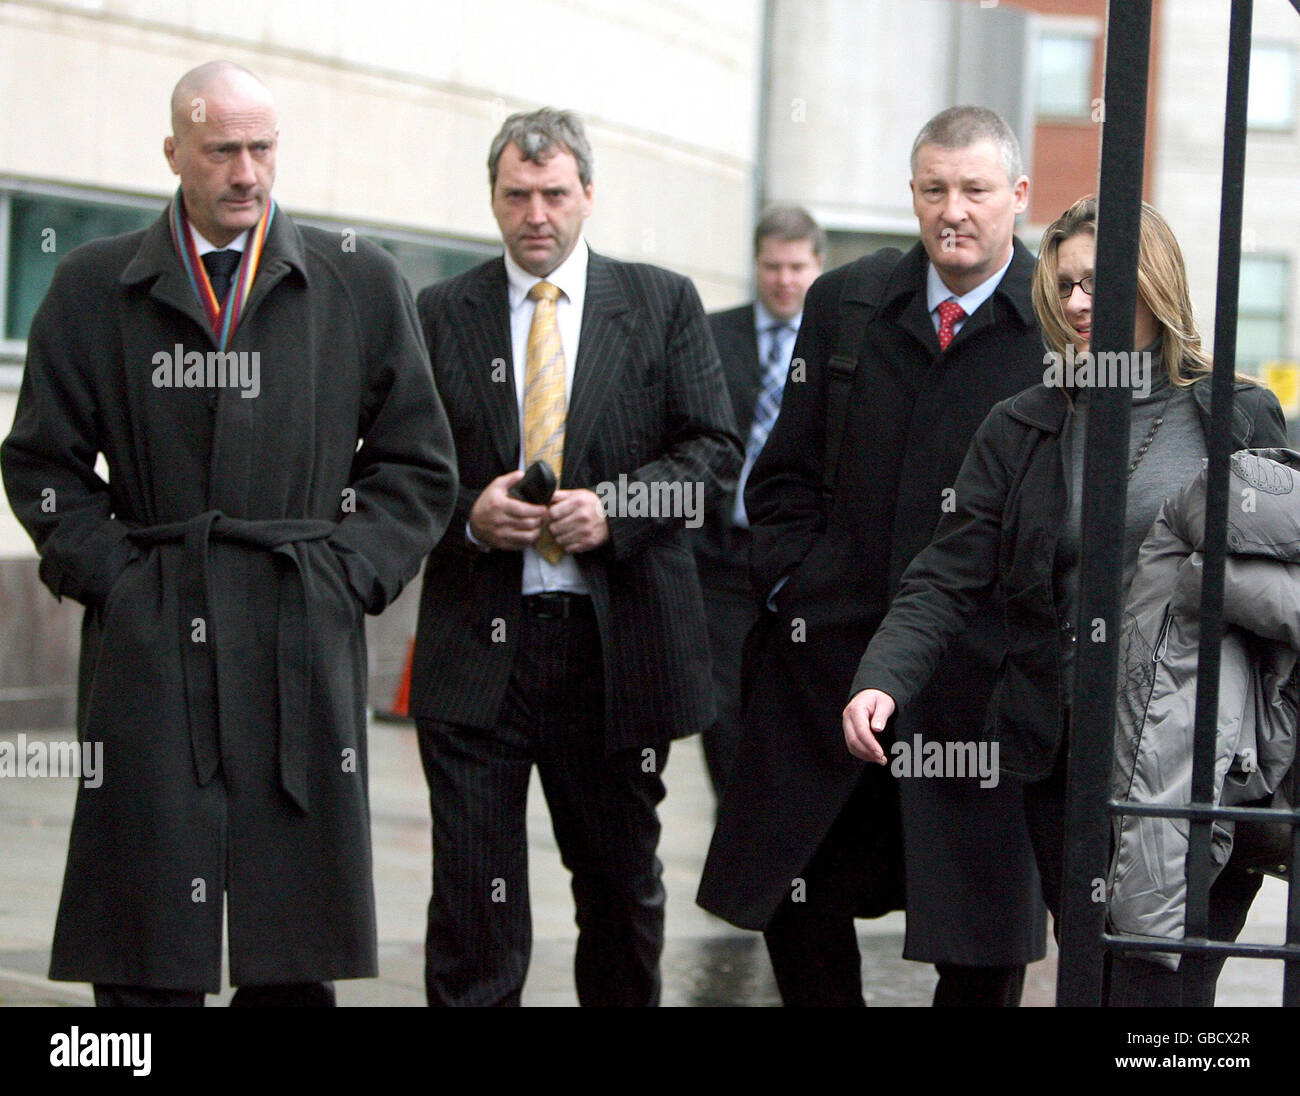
[117,202,308,346]
[1005,371,1260,447]
[881,237,1038,329]
[120,199,308,288]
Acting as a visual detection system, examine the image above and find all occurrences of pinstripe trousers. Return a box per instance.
[416,597,668,1006]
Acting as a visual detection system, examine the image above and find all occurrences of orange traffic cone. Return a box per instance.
[375,638,414,722]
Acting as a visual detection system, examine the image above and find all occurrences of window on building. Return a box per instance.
[368,235,489,293]
[824,230,918,272]
[4,192,160,342]
[1035,32,1095,120]
[1237,254,1289,369]
[1248,43,1296,131]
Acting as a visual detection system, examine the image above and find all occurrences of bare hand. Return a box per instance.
[842,689,895,765]
[468,470,547,550]
[546,488,609,553]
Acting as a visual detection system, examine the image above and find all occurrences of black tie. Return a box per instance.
[201,249,241,303]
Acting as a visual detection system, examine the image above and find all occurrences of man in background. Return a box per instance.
[692,207,824,799]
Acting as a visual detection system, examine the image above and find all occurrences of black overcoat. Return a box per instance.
[698,241,1048,966]
[853,377,1288,781]
[692,304,761,570]
[1,207,457,990]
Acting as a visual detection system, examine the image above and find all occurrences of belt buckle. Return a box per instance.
[529,592,570,620]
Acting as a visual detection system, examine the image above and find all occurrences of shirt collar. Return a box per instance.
[504,236,589,310]
[926,250,1014,318]
[754,300,802,336]
[189,224,249,256]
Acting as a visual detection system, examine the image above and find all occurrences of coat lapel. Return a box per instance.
[897,288,940,356]
[119,204,306,351]
[120,213,214,345]
[886,245,941,356]
[945,239,1037,354]
[458,260,520,472]
[565,251,632,478]
[237,209,305,324]
[206,212,309,512]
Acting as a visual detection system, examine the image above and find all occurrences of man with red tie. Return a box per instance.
[699,106,1050,1006]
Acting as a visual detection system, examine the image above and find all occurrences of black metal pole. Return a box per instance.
[1057,0,1151,1007]
[1183,0,1254,1008]
[1288,813,1300,1006]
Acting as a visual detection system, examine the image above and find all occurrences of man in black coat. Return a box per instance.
[698,106,1048,1006]
[693,207,825,799]
[0,62,458,1006]
[410,108,741,1006]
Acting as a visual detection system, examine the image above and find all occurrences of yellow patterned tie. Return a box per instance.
[524,280,566,563]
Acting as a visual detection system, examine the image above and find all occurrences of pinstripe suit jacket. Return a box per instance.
[410,250,743,753]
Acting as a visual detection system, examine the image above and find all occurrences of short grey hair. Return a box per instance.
[910,105,1025,183]
[488,107,593,190]
[754,206,826,258]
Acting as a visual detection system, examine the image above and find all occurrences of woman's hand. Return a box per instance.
[842,689,895,765]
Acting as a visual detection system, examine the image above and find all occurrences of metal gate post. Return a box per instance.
[1056,0,1152,1007]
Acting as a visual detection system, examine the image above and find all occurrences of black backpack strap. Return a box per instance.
[822,247,902,500]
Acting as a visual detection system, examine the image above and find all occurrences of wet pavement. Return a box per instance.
[0,722,1287,1006]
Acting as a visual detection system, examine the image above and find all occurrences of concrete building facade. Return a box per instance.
[2,0,1297,729]
[0,0,765,728]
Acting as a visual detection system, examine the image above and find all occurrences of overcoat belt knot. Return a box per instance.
[129,511,340,811]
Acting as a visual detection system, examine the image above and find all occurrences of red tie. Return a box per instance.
[937,299,966,351]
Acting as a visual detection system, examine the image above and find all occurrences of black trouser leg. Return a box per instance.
[1109,861,1264,1007]
[417,717,533,1007]
[1190,862,1264,1005]
[932,963,1026,1007]
[228,982,336,1006]
[530,604,666,1007]
[762,770,902,1007]
[94,984,204,1007]
[764,900,865,1007]
[539,742,667,1007]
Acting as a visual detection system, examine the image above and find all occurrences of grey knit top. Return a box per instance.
[1056,351,1206,694]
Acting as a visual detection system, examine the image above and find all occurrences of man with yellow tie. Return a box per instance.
[409,108,741,1006]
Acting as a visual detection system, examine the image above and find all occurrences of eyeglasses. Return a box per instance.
[1058,275,1094,299]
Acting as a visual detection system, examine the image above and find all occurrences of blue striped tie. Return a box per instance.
[734,323,791,528]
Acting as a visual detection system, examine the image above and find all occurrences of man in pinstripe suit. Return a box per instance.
[409,108,741,1007]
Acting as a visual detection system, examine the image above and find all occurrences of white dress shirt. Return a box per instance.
[501,237,590,595]
[925,251,1013,339]
[190,226,249,256]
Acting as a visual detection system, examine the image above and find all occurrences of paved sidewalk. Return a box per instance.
[0,723,1286,1006]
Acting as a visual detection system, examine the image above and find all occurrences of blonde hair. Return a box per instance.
[1032,196,1223,388]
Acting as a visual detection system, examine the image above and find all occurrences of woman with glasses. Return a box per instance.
[842,195,1287,1005]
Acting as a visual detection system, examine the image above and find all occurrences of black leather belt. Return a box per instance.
[523,592,592,620]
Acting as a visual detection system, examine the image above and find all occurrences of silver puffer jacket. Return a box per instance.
[1110,448,1300,968]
